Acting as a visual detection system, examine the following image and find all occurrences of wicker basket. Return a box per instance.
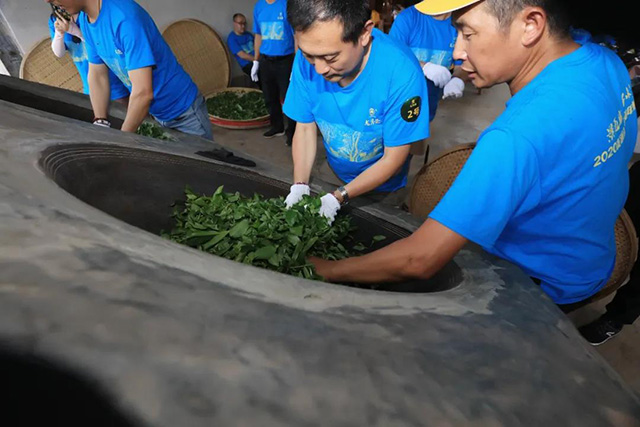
[161,19,231,98]
[206,87,270,130]
[20,37,83,92]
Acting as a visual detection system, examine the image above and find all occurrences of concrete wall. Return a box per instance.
[0,0,257,77]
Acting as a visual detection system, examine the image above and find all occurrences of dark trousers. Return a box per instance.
[603,161,640,325]
[260,54,296,138]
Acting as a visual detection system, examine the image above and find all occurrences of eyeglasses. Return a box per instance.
[234,21,246,25]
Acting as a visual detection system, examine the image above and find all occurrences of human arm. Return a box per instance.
[120,67,154,132]
[251,34,262,81]
[311,218,467,282]
[228,34,255,62]
[291,122,318,184]
[88,62,111,121]
[51,28,66,57]
[253,34,262,61]
[237,51,254,62]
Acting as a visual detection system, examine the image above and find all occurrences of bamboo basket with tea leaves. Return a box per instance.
[206,87,270,130]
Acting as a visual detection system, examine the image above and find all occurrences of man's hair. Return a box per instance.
[232,13,245,21]
[483,0,571,38]
[287,0,370,44]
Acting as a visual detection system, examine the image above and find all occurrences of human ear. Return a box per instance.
[360,20,375,47]
[520,7,546,47]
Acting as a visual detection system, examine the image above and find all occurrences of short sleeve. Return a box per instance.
[282,51,315,124]
[382,62,430,146]
[429,130,539,247]
[227,34,241,55]
[117,19,156,71]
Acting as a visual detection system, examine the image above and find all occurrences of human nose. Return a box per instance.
[313,59,330,75]
[453,37,466,62]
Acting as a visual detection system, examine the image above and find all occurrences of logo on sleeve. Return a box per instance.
[401,96,421,122]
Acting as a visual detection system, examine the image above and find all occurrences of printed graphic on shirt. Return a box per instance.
[67,41,89,64]
[410,47,454,66]
[103,55,132,88]
[594,83,637,167]
[317,118,384,163]
[260,21,285,41]
[241,40,255,54]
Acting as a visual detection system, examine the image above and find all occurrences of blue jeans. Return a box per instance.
[156,94,214,141]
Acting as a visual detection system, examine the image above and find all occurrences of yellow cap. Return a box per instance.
[415,0,483,15]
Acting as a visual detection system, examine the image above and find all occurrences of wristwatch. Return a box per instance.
[336,186,349,205]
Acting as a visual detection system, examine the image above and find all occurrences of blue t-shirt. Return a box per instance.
[227,31,254,68]
[48,16,129,100]
[389,6,458,122]
[78,0,199,121]
[284,29,430,192]
[252,0,294,57]
[430,43,637,304]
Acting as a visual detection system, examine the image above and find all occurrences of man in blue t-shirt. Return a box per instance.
[48,11,129,101]
[310,0,637,310]
[251,0,297,144]
[283,0,430,224]
[48,0,212,140]
[227,13,257,79]
[390,5,466,124]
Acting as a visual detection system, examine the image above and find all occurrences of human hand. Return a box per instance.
[443,77,465,99]
[308,255,333,280]
[251,60,260,82]
[54,17,70,34]
[422,62,452,88]
[284,183,310,208]
[319,193,341,225]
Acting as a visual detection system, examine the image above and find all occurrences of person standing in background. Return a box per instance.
[251,0,297,146]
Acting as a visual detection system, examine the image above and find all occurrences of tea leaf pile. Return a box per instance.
[206,91,268,120]
[163,186,384,279]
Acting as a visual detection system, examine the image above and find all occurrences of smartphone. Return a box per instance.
[50,4,71,21]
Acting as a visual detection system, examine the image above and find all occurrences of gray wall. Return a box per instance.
[0,0,257,77]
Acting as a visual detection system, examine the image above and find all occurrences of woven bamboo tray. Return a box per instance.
[206,87,270,130]
[19,37,83,92]
[161,19,231,98]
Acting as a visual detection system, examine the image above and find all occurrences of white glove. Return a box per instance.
[442,77,465,99]
[422,62,452,88]
[319,194,341,225]
[251,60,260,82]
[284,184,310,208]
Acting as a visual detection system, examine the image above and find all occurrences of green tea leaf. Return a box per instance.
[163,186,383,280]
[253,245,277,260]
[229,219,250,238]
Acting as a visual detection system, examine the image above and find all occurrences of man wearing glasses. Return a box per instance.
[227,13,258,83]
